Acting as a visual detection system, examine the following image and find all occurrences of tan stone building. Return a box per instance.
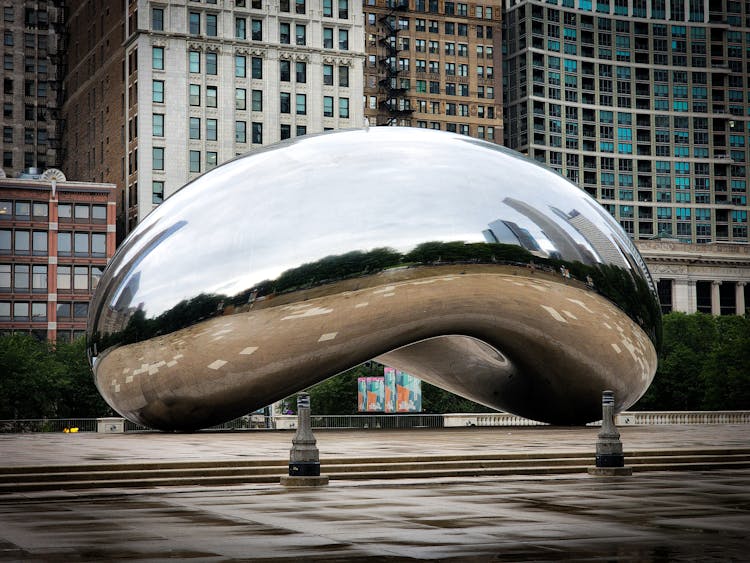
[363,0,503,142]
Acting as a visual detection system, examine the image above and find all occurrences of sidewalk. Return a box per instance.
[0,426,748,561]
[2,424,748,468]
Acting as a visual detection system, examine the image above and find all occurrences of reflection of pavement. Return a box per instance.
[96,268,656,429]
[0,427,748,561]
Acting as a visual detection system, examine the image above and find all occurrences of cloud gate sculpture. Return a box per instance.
[88,128,660,431]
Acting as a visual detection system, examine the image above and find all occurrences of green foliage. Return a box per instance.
[635,312,750,410]
[0,334,111,419]
[421,383,487,414]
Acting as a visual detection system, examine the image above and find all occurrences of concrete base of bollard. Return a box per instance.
[280,475,330,487]
[587,466,633,477]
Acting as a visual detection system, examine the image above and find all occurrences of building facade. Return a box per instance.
[64,0,365,235]
[0,1,66,177]
[363,0,503,141]
[638,240,750,315]
[503,0,749,245]
[0,169,116,341]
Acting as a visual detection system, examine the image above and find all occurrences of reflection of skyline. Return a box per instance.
[551,208,629,269]
[503,197,590,263]
[484,220,544,255]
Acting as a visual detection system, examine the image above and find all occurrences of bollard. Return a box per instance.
[588,390,632,476]
[280,393,329,486]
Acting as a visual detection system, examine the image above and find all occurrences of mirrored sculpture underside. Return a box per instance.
[88,128,661,431]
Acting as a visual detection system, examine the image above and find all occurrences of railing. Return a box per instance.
[1,411,749,433]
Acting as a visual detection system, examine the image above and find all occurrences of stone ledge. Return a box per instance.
[280,475,330,487]
[588,466,633,477]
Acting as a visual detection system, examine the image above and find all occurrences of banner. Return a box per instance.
[384,367,397,413]
[358,369,421,412]
[357,377,367,412]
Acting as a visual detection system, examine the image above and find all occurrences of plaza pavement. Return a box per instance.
[0,425,748,561]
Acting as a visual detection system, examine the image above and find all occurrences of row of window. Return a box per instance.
[0,230,107,257]
[0,264,103,293]
[0,201,108,222]
[375,36,495,59]
[0,301,90,322]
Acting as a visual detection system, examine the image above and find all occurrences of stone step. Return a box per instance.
[1,450,748,493]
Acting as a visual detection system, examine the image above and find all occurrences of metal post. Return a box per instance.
[588,390,632,476]
[280,393,329,486]
[288,393,320,476]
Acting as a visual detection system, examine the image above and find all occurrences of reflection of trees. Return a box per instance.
[93,240,661,352]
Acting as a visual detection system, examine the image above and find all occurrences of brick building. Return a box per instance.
[0,168,116,341]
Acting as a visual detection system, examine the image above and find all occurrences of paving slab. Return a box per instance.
[1,424,748,468]
[0,426,748,561]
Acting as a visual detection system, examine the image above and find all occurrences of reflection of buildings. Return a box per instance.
[503,197,590,263]
[552,208,628,269]
[638,240,750,316]
[484,219,543,254]
[99,272,141,338]
[0,169,117,341]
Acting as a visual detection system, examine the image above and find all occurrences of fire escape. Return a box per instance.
[376,2,413,126]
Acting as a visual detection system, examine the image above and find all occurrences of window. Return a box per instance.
[252,19,262,40]
[252,89,262,111]
[280,23,290,44]
[339,0,348,18]
[296,24,306,45]
[339,97,349,118]
[152,7,164,30]
[206,52,217,75]
[153,147,165,170]
[339,66,349,87]
[74,233,89,256]
[73,303,88,319]
[189,84,200,105]
[152,80,164,102]
[296,125,307,136]
[323,64,333,85]
[235,55,246,77]
[236,88,246,110]
[91,233,106,257]
[236,17,246,39]
[152,47,164,69]
[280,60,291,81]
[206,14,217,36]
[33,203,48,219]
[236,121,247,143]
[296,61,306,82]
[251,57,262,78]
[13,302,29,320]
[323,28,333,48]
[324,0,333,17]
[338,29,348,50]
[14,264,29,289]
[189,117,201,139]
[207,119,217,141]
[56,232,71,255]
[153,181,164,204]
[189,150,201,173]
[295,0,305,14]
[281,124,291,140]
[252,122,262,144]
[324,96,333,117]
[296,93,306,115]
[207,152,217,169]
[189,12,200,34]
[153,114,164,137]
[206,85,217,107]
[189,51,200,73]
[280,92,291,113]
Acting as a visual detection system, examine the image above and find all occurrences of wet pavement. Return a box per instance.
[0,426,749,561]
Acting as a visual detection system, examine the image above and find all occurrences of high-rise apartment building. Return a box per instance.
[363,0,503,142]
[0,169,116,341]
[503,0,749,245]
[0,1,66,176]
[63,0,364,236]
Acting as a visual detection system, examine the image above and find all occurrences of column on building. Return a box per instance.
[736,282,747,316]
[711,280,721,316]
[672,279,696,313]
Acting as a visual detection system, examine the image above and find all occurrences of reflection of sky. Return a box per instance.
[106,128,638,319]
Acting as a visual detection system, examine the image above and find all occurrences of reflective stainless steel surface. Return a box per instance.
[88,128,660,431]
